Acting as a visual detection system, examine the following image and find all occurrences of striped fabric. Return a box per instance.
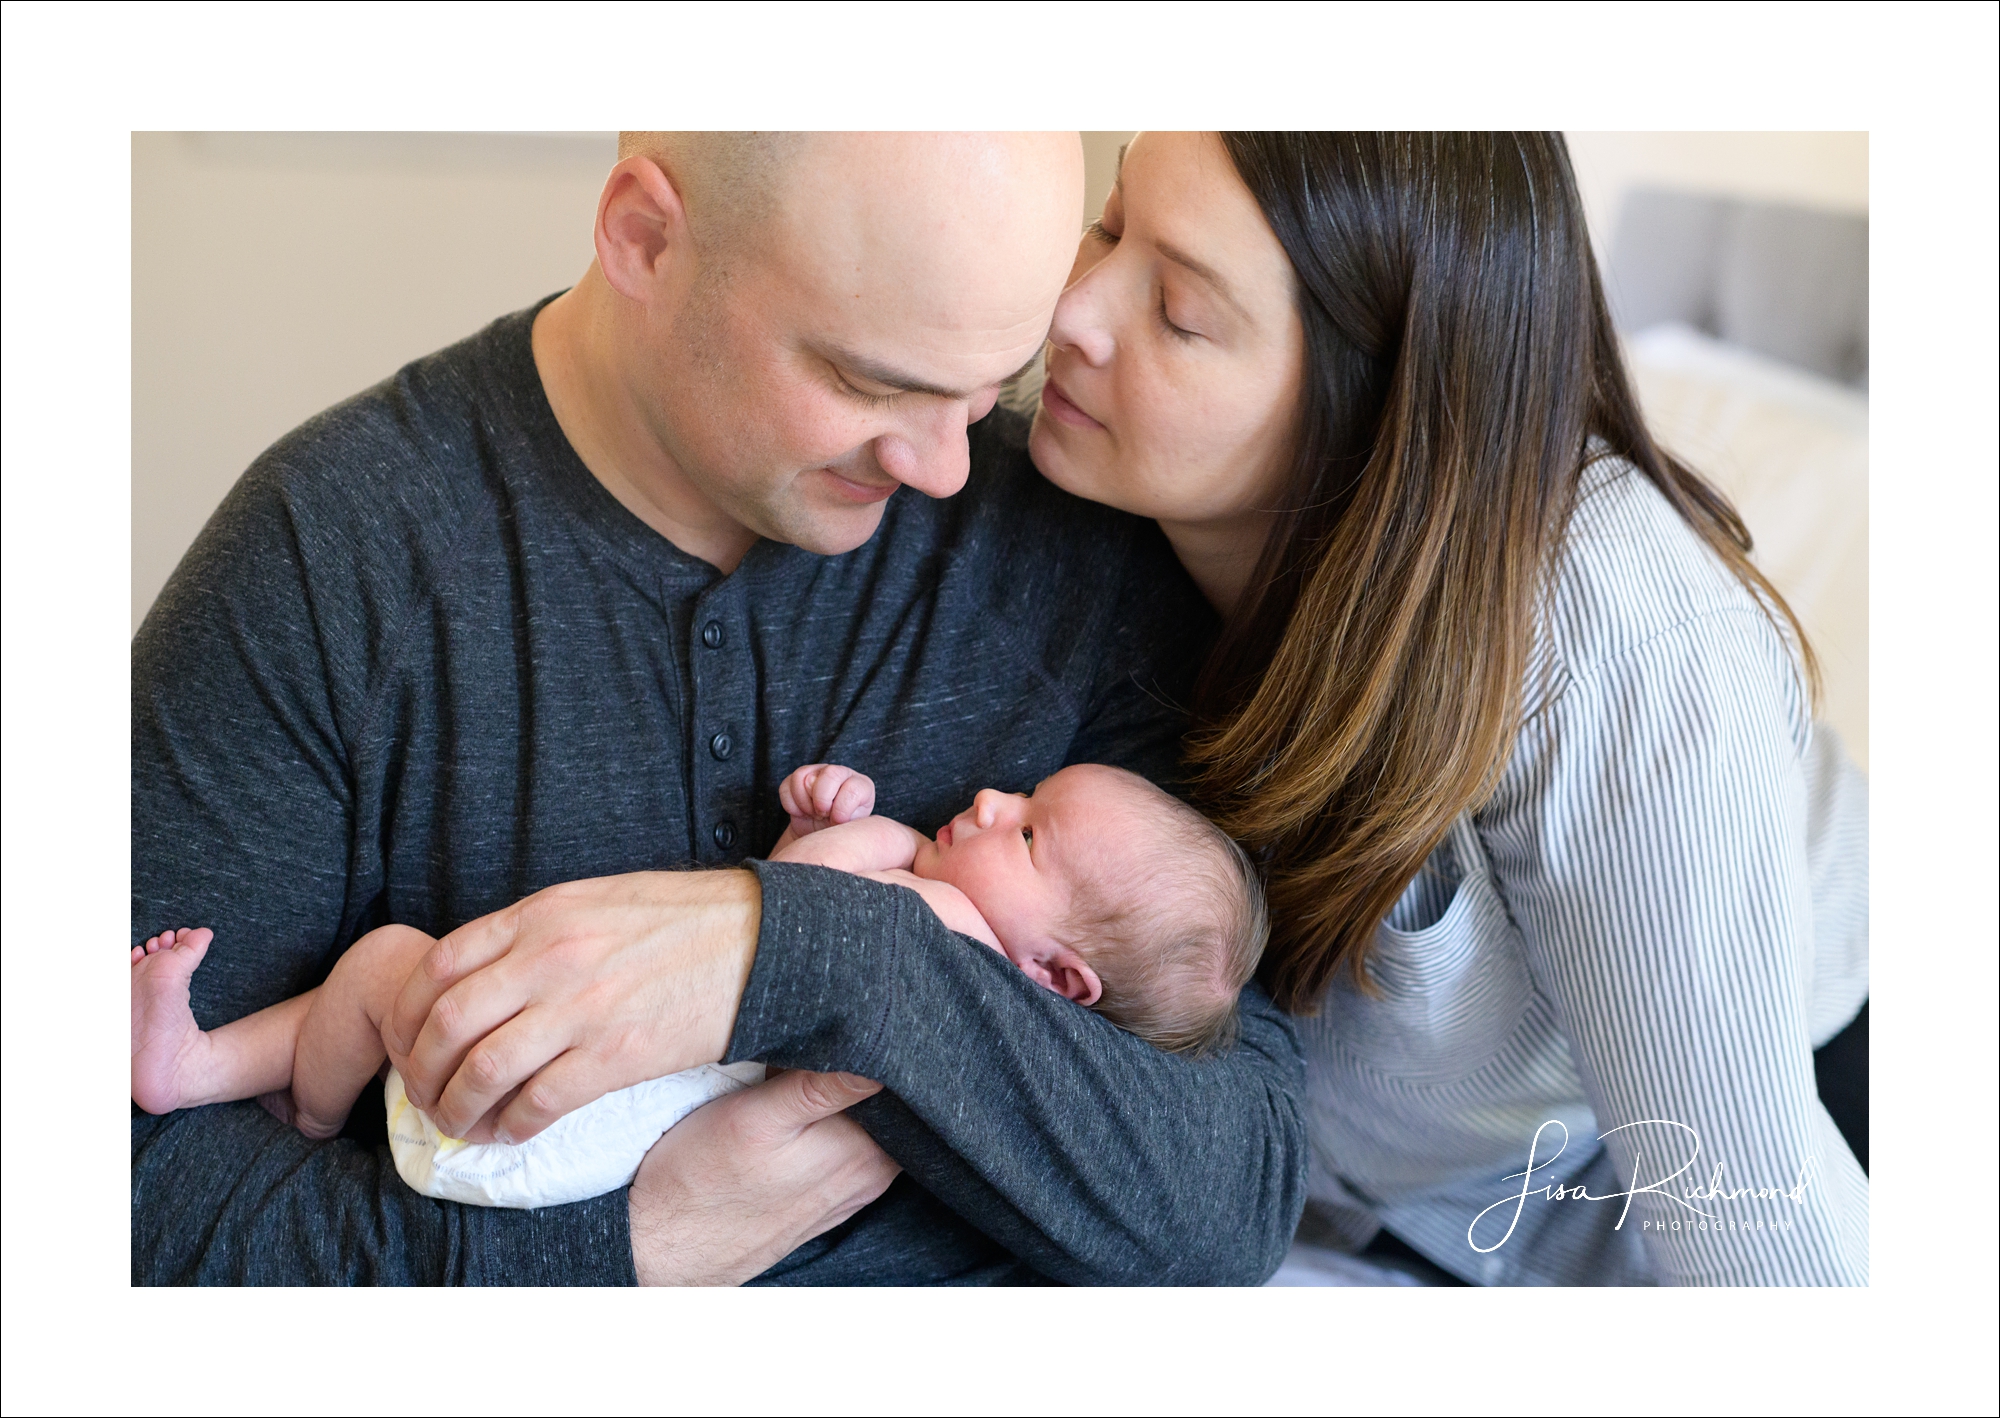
[1297,456,1869,1286]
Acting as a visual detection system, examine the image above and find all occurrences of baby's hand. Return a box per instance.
[779,763,877,838]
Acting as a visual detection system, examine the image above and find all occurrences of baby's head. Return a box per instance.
[915,765,1267,1054]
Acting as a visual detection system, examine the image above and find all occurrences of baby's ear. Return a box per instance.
[1027,946,1102,1007]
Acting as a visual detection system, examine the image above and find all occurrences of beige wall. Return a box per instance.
[1566,130,1868,248]
[131,131,613,631]
[1080,131,1127,223]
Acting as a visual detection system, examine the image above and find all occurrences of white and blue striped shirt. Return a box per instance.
[1299,456,1869,1286]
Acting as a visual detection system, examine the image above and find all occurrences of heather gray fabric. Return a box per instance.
[130,299,1309,1287]
[1605,188,1869,386]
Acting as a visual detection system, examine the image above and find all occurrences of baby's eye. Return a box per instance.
[1021,827,1034,847]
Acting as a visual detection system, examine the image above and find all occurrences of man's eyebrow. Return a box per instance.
[1155,239,1249,320]
[821,343,1043,401]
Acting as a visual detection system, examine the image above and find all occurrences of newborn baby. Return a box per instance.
[772,762,1268,1054]
[130,762,1266,1208]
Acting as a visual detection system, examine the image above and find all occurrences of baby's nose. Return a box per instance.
[971,787,1022,829]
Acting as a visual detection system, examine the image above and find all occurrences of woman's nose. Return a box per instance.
[1047,278,1115,368]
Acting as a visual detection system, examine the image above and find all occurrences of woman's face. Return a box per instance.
[1028,131,1306,532]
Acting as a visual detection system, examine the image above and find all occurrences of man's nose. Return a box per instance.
[873,401,974,501]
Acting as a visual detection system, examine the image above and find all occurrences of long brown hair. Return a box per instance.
[1189,132,1815,1013]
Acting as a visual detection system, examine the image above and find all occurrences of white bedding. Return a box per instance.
[1623,322,1869,768]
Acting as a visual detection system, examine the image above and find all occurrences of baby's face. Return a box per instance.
[913,764,1131,965]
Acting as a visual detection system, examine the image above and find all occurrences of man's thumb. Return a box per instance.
[775,1069,883,1124]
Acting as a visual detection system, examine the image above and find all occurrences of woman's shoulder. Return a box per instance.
[1530,455,1799,707]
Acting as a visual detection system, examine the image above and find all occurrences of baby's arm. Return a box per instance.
[769,762,1002,949]
[771,814,927,874]
[773,821,1002,950]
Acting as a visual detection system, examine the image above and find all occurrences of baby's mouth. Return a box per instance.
[936,822,955,848]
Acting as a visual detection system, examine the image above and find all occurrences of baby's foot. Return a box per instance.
[131,928,216,1114]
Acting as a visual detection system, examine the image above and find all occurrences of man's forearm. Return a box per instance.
[733,861,1310,1285]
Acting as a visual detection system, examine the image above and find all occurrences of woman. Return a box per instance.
[1029,132,1868,1285]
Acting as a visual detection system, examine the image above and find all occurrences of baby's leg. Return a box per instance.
[288,924,437,1140]
[132,928,313,1114]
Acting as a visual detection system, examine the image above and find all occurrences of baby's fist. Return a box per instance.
[779,763,877,836]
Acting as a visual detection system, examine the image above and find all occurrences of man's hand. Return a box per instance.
[630,1069,902,1285]
[383,869,760,1143]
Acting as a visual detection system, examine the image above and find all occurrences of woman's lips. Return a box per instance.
[1040,376,1104,431]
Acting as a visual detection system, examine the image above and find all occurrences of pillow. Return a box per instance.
[1625,322,1869,768]
[1608,189,1869,389]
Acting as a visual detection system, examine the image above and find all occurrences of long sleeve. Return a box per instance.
[734,861,1308,1286]
[131,456,635,1287]
[1481,605,1868,1285]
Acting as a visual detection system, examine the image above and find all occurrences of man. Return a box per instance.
[133,132,1307,1285]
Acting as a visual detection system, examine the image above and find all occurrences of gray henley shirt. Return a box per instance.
[130,299,1309,1286]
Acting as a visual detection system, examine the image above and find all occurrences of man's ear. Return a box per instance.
[594,155,692,304]
[1021,945,1102,1007]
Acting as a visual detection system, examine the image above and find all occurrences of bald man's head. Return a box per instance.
[584,131,1084,556]
[616,131,803,260]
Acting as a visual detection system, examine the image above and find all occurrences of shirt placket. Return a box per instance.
[685,575,757,864]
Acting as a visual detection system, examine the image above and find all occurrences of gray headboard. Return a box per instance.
[1605,188,1869,388]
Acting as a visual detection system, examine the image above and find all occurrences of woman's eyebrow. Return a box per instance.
[1155,239,1249,320]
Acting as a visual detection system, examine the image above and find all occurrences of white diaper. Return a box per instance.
[384,1061,766,1209]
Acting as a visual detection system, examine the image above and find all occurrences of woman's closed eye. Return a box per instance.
[1155,288,1199,341]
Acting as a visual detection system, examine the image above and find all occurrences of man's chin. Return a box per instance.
[776,499,893,557]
